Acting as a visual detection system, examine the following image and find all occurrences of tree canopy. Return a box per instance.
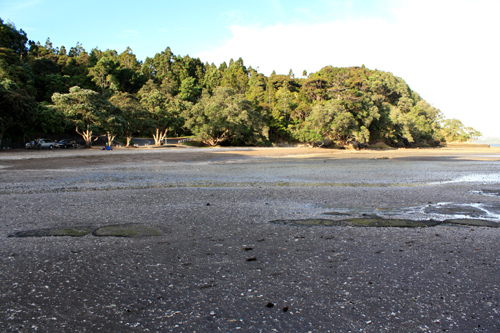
[0,17,481,148]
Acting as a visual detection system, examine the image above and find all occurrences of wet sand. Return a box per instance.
[0,146,499,331]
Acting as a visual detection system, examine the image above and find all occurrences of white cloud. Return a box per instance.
[197,0,500,137]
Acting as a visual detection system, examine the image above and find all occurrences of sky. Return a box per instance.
[2,0,499,138]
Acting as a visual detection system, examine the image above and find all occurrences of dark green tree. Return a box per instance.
[138,80,185,145]
[52,86,116,147]
[0,19,29,58]
[0,79,36,145]
[304,99,357,144]
[109,92,148,146]
[183,87,267,146]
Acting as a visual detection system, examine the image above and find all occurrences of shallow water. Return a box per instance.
[431,173,500,185]
[322,201,500,223]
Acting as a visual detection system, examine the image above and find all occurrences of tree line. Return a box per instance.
[0,18,481,149]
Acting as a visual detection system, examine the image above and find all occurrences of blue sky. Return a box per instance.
[2,0,499,138]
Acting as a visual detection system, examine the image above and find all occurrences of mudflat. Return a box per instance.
[1,146,499,331]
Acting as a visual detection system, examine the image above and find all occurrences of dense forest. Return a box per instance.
[0,18,481,149]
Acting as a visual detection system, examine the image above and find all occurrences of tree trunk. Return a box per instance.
[106,132,115,147]
[153,128,168,145]
[126,136,132,147]
[205,129,230,146]
[75,125,96,148]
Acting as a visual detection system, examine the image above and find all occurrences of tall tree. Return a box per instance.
[52,86,115,147]
[138,80,183,145]
[202,63,222,94]
[183,87,266,146]
[109,92,148,146]
[88,54,120,93]
[0,19,29,58]
[0,79,36,145]
[305,99,357,144]
[221,58,248,94]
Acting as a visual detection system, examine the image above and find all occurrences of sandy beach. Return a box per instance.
[1,146,499,331]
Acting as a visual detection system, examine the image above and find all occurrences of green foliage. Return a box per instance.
[88,54,120,93]
[52,86,118,147]
[305,99,357,143]
[440,119,481,142]
[183,87,267,146]
[179,76,201,102]
[109,92,148,146]
[0,17,482,148]
[0,47,35,90]
[138,80,186,144]
[203,63,222,94]
[221,58,249,93]
[0,79,37,140]
[35,103,67,134]
[0,19,29,58]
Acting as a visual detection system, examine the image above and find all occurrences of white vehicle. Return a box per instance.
[38,139,57,149]
[25,139,57,149]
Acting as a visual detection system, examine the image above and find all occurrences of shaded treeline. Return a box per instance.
[0,19,480,148]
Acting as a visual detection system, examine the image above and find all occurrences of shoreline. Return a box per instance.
[1,145,500,163]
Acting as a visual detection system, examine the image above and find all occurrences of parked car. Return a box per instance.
[25,141,35,149]
[32,139,57,149]
[56,139,78,148]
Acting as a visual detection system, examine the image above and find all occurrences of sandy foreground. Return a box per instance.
[0,146,499,332]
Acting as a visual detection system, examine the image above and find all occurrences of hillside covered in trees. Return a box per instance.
[0,19,481,149]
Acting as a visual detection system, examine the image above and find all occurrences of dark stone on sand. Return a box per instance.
[9,226,95,238]
[271,218,440,228]
[342,218,441,228]
[443,219,500,228]
[93,224,164,237]
[9,224,164,238]
[271,217,498,228]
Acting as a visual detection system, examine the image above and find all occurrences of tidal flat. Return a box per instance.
[0,146,499,331]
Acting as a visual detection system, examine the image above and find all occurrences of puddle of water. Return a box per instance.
[321,202,500,223]
[473,189,500,197]
[423,202,500,220]
[432,173,500,185]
